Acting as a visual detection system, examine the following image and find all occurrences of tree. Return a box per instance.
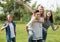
[0,0,31,21]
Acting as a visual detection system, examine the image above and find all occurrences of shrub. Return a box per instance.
[0,14,6,21]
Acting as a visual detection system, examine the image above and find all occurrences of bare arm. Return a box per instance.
[32,16,44,23]
[39,17,44,23]
[17,0,35,14]
[23,3,35,14]
[32,17,39,22]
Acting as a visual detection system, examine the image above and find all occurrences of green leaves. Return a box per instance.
[0,0,31,21]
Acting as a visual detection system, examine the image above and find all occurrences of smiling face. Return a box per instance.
[7,15,12,22]
[34,10,40,17]
[34,12,40,20]
[46,11,52,18]
[38,6,44,16]
[46,10,53,23]
[35,12,40,17]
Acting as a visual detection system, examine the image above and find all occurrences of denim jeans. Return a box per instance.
[28,30,43,42]
[7,37,16,42]
[28,30,34,42]
[32,39,42,42]
[43,29,47,40]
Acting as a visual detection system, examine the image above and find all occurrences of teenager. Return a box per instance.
[17,1,45,42]
[17,0,44,30]
[1,14,16,42]
[26,10,44,42]
[42,10,59,42]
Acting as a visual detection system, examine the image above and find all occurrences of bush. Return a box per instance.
[0,14,6,21]
[55,16,60,21]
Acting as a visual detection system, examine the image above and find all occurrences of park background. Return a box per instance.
[0,0,60,42]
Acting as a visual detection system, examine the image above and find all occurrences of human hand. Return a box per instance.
[39,17,44,23]
[0,28,4,31]
[56,25,59,30]
[26,26,28,32]
[17,0,23,5]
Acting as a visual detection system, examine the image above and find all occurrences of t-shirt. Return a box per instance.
[9,23,15,38]
[27,15,43,40]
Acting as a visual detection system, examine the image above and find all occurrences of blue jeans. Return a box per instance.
[28,30,34,42]
[32,39,42,42]
[43,29,47,40]
[7,37,16,42]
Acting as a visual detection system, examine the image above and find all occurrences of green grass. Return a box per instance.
[0,23,60,42]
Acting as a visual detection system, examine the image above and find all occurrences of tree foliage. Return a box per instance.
[0,0,60,24]
[0,0,31,22]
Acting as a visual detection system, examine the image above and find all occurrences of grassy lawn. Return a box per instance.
[0,22,60,42]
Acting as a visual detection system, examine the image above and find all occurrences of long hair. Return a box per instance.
[46,10,53,23]
[38,5,44,17]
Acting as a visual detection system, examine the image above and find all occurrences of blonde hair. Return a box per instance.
[38,5,44,9]
[7,14,12,19]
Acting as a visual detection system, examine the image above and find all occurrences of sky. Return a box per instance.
[29,0,60,11]
[0,0,60,14]
[56,0,60,7]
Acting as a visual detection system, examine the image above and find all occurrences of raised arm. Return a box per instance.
[23,3,35,14]
[31,16,44,23]
[17,0,35,14]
